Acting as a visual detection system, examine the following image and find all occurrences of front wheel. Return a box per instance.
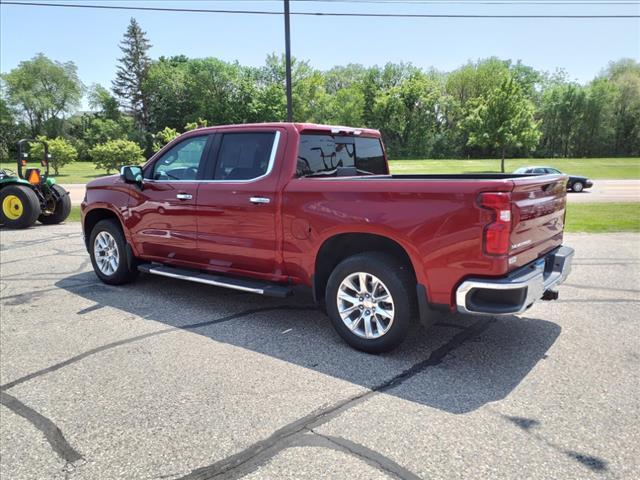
[325,253,416,353]
[89,219,138,285]
[572,181,584,192]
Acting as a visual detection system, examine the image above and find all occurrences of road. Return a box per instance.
[1,225,639,479]
[60,180,640,205]
[566,180,640,203]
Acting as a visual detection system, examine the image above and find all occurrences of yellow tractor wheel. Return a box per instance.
[0,185,41,229]
[2,195,24,220]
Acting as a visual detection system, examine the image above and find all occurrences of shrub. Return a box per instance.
[184,118,208,132]
[29,136,77,175]
[152,126,179,153]
[90,139,145,174]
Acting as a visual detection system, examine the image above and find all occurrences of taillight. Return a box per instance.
[480,192,512,255]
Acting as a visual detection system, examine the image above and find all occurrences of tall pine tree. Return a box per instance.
[112,18,152,131]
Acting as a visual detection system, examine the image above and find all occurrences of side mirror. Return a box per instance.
[120,165,143,185]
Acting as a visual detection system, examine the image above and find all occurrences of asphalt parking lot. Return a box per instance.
[1,224,639,480]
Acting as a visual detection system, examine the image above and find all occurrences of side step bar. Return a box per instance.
[137,264,292,298]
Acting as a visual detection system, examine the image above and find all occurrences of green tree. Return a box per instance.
[605,59,640,156]
[144,56,193,130]
[538,81,586,157]
[88,84,120,120]
[0,97,27,162]
[372,71,441,158]
[66,112,136,162]
[146,56,261,129]
[29,136,77,175]
[463,77,540,172]
[2,53,82,137]
[112,18,152,130]
[90,139,145,174]
[573,78,617,156]
[322,64,367,127]
[445,58,510,106]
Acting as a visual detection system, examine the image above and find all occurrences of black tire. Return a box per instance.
[325,252,416,354]
[89,219,138,285]
[0,184,41,229]
[572,181,584,192]
[39,184,72,224]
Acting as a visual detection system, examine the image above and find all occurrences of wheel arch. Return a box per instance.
[82,206,128,251]
[312,231,422,305]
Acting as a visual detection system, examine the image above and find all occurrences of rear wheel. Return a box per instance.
[572,181,584,192]
[0,184,41,229]
[326,253,416,353]
[39,184,71,224]
[89,219,138,285]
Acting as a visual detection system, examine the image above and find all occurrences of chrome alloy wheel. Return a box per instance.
[94,231,120,276]
[337,272,395,339]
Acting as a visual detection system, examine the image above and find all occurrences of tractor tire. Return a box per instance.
[39,184,71,224]
[1,184,41,229]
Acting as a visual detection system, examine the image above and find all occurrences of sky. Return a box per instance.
[1,0,639,103]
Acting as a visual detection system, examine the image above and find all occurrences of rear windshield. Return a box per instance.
[296,135,387,177]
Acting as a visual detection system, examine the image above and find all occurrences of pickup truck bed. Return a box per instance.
[82,122,573,353]
[283,172,568,307]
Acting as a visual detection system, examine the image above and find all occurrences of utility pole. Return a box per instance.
[284,0,293,122]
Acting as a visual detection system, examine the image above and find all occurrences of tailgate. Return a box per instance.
[509,174,568,269]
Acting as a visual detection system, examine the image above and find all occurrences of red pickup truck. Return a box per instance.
[82,123,574,353]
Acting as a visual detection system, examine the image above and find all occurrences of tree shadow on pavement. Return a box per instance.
[55,271,561,415]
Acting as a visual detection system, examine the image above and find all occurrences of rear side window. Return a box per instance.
[214,132,277,181]
[296,135,387,177]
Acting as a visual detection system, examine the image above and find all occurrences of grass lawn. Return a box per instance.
[0,162,113,184]
[389,157,640,179]
[68,205,82,222]
[565,202,640,233]
[3,157,639,184]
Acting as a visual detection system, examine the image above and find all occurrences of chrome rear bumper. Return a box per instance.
[456,246,574,315]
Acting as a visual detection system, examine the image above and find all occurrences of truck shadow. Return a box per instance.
[56,272,561,415]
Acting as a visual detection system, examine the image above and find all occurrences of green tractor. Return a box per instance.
[0,139,71,229]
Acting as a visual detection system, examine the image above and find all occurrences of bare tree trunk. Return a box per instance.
[501,146,506,173]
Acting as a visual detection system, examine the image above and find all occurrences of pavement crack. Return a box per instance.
[0,390,83,464]
[0,306,318,391]
[306,430,424,480]
[176,317,494,480]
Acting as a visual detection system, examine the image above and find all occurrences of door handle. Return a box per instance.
[176,193,193,200]
[250,197,271,205]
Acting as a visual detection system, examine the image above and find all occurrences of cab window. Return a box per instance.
[213,132,277,181]
[150,135,208,181]
[296,135,387,177]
